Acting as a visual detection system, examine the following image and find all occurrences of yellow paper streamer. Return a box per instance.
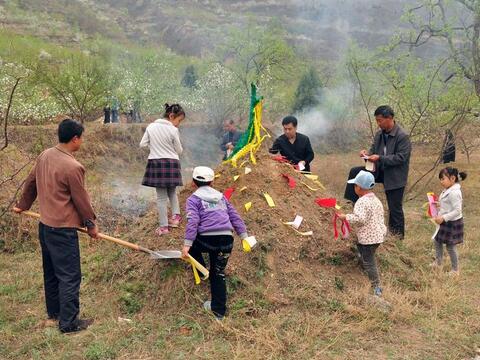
[240,186,248,192]
[304,174,318,181]
[314,180,326,190]
[245,167,252,175]
[263,193,275,207]
[223,101,270,168]
[283,222,313,236]
[233,175,240,181]
[244,202,252,212]
[301,182,319,191]
[190,261,200,285]
[214,174,221,178]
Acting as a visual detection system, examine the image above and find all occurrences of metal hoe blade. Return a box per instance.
[150,250,182,259]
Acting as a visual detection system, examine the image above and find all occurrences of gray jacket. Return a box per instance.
[369,124,411,191]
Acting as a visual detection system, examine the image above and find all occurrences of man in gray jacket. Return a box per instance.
[344,105,411,239]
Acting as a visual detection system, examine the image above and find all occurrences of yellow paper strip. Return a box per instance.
[283,223,313,236]
[233,175,240,181]
[214,174,221,178]
[304,174,318,181]
[244,202,252,212]
[245,167,252,175]
[190,261,201,285]
[239,160,249,168]
[240,186,248,192]
[263,193,275,207]
[313,180,326,190]
[301,182,319,191]
[335,204,341,210]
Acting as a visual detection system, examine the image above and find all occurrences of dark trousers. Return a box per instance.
[357,243,380,287]
[188,235,233,317]
[344,166,405,238]
[39,223,81,331]
[385,187,405,239]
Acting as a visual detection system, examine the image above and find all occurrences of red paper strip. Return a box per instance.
[315,198,337,208]
[272,155,290,163]
[223,187,235,200]
[333,213,351,240]
[281,174,297,189]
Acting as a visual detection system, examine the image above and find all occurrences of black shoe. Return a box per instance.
[60,318,94,334]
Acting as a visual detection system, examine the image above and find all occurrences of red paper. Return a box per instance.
[272,155,290,163]
[281,174,296,189]
[315,198,337,208]
[333,213,351,240]
[223,187,235,200]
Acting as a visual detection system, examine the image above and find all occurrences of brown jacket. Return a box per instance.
[17,146,96,228]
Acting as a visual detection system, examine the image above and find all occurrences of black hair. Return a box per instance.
[164,103,185,119]
[438,167,467,182]
[193,179,212,187]
[58,119,84,143]
[374,105,395,118]
[282,115,298,127]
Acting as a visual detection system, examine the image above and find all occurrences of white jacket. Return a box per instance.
[438,183,463,222]
[140,119,183,160]
[346,192,387,245]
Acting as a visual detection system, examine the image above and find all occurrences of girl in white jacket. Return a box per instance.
[433,167,467,274]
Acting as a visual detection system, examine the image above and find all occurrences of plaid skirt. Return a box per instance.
[142,158,183,188]
[435,218,464,245]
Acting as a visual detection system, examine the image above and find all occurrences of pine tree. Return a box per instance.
[181,65,198,88]
[292,67,323,113]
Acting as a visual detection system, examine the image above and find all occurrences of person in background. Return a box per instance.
[111,98,120,123]
[337,171,386,297]
[140,103,185,236]
[442,129,456,164]
[269,115,314,171]
[182,166,248,320]
[103,106,111,124]
[220,120,242,160]
[431,167,467,275]
[13,119,98,334]
[344,105,411,239]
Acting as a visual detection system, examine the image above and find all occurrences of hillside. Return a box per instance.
[1,122,480,359]
[0,0,418,58]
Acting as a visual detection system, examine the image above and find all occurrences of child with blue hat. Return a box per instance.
[337,170,387,296]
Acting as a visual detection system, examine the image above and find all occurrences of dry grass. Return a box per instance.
[1,123,480,359]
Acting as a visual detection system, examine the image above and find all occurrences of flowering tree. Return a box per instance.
[38,54,112,122]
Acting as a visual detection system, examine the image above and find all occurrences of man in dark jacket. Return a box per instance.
[344,105,411,239]
[269,115,315,172]
[220,120,242,160]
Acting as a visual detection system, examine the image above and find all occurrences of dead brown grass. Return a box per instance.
[1,123,480,359]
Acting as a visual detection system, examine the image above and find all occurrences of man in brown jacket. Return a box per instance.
[14,119,98,333]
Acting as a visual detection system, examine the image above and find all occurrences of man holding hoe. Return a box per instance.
[14,119,98,334]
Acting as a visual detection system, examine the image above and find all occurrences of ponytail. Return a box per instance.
[164,103,185,119]
[438,167,467,182]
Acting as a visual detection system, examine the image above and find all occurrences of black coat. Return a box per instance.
[369,124,411,191]
[269,133,314,171]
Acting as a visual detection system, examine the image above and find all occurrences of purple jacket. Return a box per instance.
[184,186,247,246]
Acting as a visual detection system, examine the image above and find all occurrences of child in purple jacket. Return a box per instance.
[182,166,248,319]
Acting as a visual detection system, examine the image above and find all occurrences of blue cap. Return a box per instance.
[347,170,375,190]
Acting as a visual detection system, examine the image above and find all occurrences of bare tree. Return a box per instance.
[399,0,480,98]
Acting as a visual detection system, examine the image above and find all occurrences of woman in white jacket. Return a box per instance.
[140,103,185,236]
[432,167,467,274]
